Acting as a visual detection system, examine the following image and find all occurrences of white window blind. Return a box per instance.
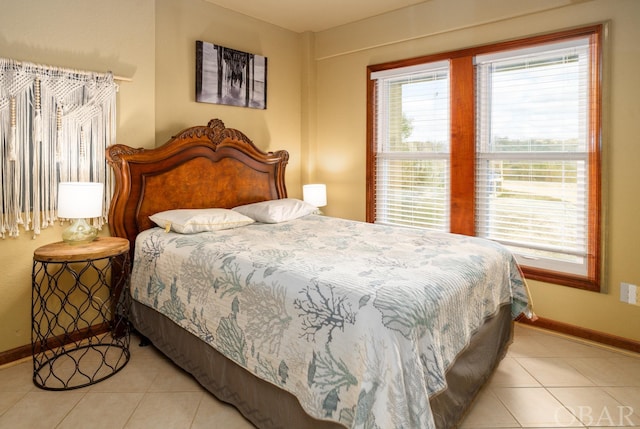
[372,62,450,230]
[475,37,591,275]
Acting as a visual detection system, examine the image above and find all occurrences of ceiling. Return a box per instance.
[203,0,427,33]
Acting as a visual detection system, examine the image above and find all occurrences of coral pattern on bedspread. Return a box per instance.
[131,215,530,429]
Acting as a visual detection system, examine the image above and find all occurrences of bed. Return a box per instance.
[106,118,532,429]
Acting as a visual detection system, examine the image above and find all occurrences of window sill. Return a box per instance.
[521,265,600,292]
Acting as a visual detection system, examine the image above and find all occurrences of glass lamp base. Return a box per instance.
[62,218,98,245]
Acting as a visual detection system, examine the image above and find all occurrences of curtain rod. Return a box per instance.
[1,57,132,82]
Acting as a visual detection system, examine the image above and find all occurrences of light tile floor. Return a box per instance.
[461,324,640,429]
[0,324,638,429]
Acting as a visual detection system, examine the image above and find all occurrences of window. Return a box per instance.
[367,25,602,291]
[370,61,451,230]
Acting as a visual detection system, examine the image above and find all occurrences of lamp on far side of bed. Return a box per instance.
[58,182,103,245]
[303,183,327,208]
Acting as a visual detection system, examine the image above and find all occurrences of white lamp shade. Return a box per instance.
[303,184,327,208]
[58,182,104,219]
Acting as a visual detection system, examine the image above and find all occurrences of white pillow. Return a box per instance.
[149,208,254,234]
[232,198,318,223]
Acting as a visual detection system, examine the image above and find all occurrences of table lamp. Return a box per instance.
[58,182,103,244]
[302,184,327,208]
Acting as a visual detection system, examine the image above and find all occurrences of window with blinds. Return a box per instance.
[367,25,602,290]
[371,61,450,230]
[475,38,591,276]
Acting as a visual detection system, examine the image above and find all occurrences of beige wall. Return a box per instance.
[0,0,303,355]
[0,0,157,148]
[0,0,156,353]
[154,0,304,196]
[1,0,638,356]
[312,0,640,341]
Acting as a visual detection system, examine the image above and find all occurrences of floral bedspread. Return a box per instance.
[131,215,530,429]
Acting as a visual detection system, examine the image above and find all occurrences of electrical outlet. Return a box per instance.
[621,282,629,303]
[620,282,638,305]
[629,284,637,305]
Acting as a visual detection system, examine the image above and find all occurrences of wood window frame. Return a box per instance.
[366,24,603,291]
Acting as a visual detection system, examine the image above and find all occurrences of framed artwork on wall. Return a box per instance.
[196,40,267,109]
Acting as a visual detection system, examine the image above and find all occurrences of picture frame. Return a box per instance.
[196,41,267,109]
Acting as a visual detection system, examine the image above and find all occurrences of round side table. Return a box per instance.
[31,236,131,390]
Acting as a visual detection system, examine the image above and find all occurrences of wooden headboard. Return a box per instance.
[106,118,289,254]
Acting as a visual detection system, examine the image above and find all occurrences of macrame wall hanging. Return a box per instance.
[0,58,117,239]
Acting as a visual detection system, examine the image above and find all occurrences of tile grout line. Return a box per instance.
[487,385,524,429]
[189,392,207,429]
[53,388,89,429]
[120,341,162,429]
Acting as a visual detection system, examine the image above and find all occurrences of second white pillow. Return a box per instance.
[232,198,318,223]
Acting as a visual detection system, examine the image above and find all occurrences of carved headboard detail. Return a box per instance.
[106,119,289,255]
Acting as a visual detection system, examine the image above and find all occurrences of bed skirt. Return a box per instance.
[130,300,513,429]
